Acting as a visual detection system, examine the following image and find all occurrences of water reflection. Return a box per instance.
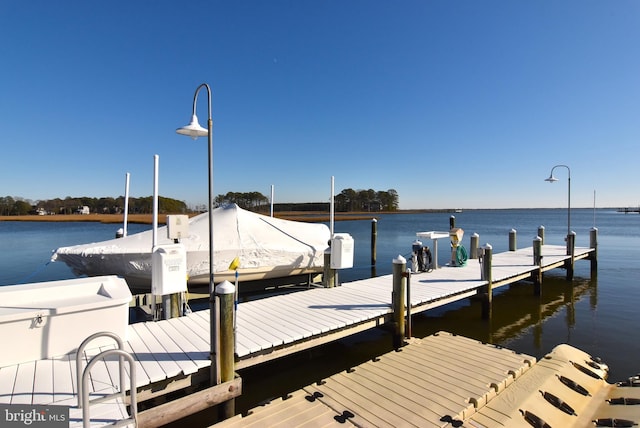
[411,273,596,352]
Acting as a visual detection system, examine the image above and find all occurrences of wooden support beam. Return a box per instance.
[136,376,242,428]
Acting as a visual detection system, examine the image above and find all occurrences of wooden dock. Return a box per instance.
[0,244,594,427]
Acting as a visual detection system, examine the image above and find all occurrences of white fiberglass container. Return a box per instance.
[0,275,131,367]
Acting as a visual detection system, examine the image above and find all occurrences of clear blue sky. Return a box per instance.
[1,1,638,209]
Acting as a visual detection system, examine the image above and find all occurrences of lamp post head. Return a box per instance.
[545,174,559,183]
[176,114,208,140]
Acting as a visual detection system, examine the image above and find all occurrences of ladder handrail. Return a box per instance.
[76,331,125,408]
[81,348,137,428]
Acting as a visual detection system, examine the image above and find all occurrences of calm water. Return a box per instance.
[1,209,639,417]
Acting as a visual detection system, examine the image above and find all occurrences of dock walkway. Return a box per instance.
[0,244,593,426]
[215,330,633,428]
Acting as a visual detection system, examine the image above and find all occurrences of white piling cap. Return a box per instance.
[393,255,406,264]
[481,243,493,250]
[215,280,236,295]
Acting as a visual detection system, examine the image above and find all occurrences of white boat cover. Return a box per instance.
[52,204,331,287]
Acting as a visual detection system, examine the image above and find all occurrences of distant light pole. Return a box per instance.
[545,164,571,251]
[176,83,219,385]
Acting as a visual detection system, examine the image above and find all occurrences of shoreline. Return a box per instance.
[0,209,460,224]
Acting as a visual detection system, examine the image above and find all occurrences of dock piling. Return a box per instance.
[538,226,545,245]
[371,219,377,266]
[470,233,479,259]
[323,249,336,288]
[216,280,236,420]
[533,236,543,295]
[509,229,517,251]
[392,256,406,349]
[405,268,412,339]
[480,244,493,320]
[566,232,576,280]
[590,227,598,273]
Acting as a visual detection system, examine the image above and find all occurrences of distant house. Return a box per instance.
[76,206,90,215]
[36,208,46,215]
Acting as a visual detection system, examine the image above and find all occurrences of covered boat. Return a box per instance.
[52,204,331,290]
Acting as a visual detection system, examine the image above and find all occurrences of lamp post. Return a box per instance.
[176,83,219,386]
[545,164,571,254]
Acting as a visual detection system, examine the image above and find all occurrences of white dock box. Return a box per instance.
[330,233,354,269]
[166,214,189,240]
[0,275,132,367]
[152,244,188,295]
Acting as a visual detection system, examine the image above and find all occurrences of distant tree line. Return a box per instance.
[0,195,188,216]
[214,188,399,212]
[335,188,399,212]
[1,188,399,216]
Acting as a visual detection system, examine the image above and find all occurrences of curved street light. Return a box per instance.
[545,164,571,254]
[176,83,219,386]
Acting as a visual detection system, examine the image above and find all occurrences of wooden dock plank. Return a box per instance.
[282,290,368,327]
[142,320,201,375]
[130,323,184,377]
[11,361,35,404]
[32,358,54,404]
[81,346,120,395]
[235,307,291,346]
[126,323,179,384]
[298,289,389,323]
[239,299,316,341]
[152,317,210,369]
[172,315,212,351]
[241,293,340,334]
[0,364,18,404]
[278,291,352,329]
[52,354,76,404]
[189,307,280,355]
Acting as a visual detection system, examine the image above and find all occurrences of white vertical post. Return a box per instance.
[123,172,130,237]
[152,154,159,248]
[152,155,159,320]
[270,184,274,217]
[330,176,335,237]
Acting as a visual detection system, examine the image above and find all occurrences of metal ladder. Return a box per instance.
[76,332,138,427]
